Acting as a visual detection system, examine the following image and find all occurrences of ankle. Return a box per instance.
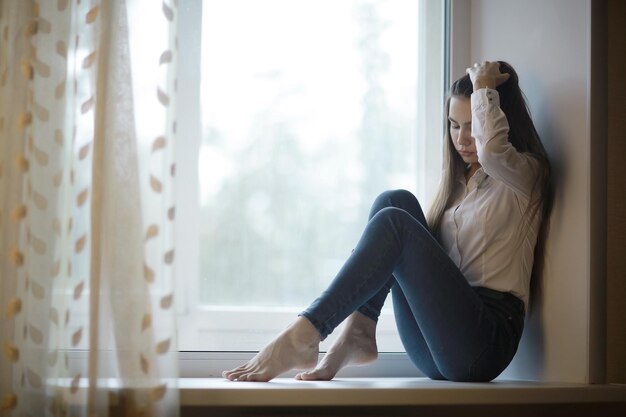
[347,313,377,337]
[289,317,321,346]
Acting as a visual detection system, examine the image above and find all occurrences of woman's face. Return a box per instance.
[448,96,478,164]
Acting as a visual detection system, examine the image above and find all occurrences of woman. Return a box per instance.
[223,61,551,382]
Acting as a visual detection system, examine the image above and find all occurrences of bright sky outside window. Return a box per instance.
[177,0,444,354]
[199,0,418,306]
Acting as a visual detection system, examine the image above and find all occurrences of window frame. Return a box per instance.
[175,0,453,378]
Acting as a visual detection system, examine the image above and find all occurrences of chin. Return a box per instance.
[461,156,478,164]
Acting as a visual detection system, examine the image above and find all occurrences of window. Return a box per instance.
[176,0,446,375]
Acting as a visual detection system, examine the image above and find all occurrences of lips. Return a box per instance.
[459,151,474,157]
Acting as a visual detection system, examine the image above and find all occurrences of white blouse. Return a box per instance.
[439,88,542,309]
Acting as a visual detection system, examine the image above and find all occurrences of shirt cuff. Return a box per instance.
[471,87,500,109]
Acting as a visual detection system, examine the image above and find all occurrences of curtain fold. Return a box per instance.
[0,1,180,416]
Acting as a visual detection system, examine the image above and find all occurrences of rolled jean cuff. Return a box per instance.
[357,304,381,323]
[298,311,329,341]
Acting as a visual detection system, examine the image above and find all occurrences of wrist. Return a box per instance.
[472,77,496,90]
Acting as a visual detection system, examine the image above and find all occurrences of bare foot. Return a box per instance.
[295,312,378,381]
[222,317,321,382]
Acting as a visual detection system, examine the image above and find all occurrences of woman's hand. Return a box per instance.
[466,61,510,90]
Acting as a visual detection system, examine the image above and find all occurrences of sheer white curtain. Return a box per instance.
[0,0,179,415]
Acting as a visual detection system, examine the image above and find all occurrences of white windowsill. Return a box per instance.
[179,377,626,407]
[50,376,626,411]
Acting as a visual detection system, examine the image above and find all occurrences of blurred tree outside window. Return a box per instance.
[200,0,421,308]
[178,0,445,353]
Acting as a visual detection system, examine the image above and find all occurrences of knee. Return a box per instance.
[370,206,409,225]
[368,207,429,242]
[369,189,420,219]
[375,189,416,205]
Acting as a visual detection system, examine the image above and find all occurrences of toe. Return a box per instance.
[225,366,253,381]
[295,369,324,380]
[223,364,247,377]
[299,368,332,381]
[244,372,270,382]
[296,370,315,380]
[224,372,238,381]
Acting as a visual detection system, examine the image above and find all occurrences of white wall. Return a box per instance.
[457,0,602,383]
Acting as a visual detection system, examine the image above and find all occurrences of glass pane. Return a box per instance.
[199,0,421,309]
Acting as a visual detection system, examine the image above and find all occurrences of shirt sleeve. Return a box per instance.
[471,88,540,201]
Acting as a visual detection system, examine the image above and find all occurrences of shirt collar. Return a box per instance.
[458,165,489,187]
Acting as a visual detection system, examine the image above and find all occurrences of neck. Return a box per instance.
[465,163,481,182]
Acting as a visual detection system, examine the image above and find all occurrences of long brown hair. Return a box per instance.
[426,61,552,240]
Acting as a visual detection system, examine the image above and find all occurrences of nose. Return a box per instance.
[456,127,472,146]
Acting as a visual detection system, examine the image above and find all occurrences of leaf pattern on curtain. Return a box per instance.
[0,1,179,416]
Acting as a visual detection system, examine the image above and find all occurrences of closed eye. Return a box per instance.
[448,117,464,130]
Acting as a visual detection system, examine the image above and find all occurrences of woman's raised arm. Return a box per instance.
[467,61,540,200]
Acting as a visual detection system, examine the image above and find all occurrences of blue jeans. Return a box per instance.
[300,190,525,382]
